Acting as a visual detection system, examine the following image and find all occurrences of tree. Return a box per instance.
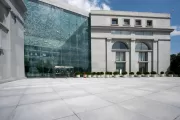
[170,53,180,75]
[25,57,30,75]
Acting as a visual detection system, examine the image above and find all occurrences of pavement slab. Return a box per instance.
[0,77,180,120]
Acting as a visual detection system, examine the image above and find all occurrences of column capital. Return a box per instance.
[131,38,136,41]
[106,38,112,41]
[154,39,158,42]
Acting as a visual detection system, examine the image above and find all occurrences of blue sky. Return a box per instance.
[61,0,180,54]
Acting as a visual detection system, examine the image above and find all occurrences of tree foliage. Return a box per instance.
[170,53,180,75]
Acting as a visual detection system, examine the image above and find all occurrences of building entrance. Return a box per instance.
[54,66,74,78]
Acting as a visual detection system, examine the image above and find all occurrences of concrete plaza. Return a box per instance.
[0,77,180,120]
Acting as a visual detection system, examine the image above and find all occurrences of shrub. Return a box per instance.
[144,72,150,75]
[122,71,128,75]
[109,72,112,75]
[168,71,173,74]
[92,72,96,75]
[105,72,109,75]
[160,71,164,74]
[75,72,81,75]
[87,72,91,75]
[129,72,134,75]
[113,72,119,75]
[101,72,104,75]
[136,71,142,75]
[151,71,157,74]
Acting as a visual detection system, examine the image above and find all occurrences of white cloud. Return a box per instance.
[58,0,111,12]
[171,26,180,36]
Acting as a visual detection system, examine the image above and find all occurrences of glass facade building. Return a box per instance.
[24,0,91,77]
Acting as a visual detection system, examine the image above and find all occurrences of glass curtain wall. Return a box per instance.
[24,0,91,77]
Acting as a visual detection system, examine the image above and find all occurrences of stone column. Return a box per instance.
[130,38,136,72]
[106,38,115,72]
[153,39,158,73]
[125,52,129,72]
[148,52,152,72]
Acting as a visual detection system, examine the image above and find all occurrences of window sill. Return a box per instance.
[115,61,126,63]
[123,24,130,27]
[111,24,119,26]
[112,49,130,52]
[136,50,152,52]
[138,61,149,63]
[146,26,153,28]
[135,25,142,27]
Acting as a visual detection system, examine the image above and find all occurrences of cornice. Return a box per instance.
[91,26,174,32]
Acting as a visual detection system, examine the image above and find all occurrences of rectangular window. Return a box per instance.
[112,18,118,25]
[135,32,153,36]
[139,63,148,73]
[111,30,120,34]
[144,32,153,36]
[135,20,141,26]
[116,63,126,72]
[121,31,131,35]
[111,30,131,35]
[124,19,130,26]
[139,52,148,61]
[135,32,144,35]
[147,20,153,27]
[116,52,125,61]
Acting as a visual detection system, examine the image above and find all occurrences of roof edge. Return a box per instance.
[39,0,89,17]
[90,10,170,19]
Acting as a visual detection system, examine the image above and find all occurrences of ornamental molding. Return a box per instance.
[91,26,174,33]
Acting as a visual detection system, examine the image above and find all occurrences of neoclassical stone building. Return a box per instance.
[91,10,174,73]
[0,0,26,83]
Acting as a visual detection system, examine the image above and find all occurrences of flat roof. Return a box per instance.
[39,0,89,17]
[91,10,170,19]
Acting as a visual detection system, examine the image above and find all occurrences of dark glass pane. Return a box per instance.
[136,43,149,50]
[112,42,128,49]
[139,52,148,61]
[116,52,125,61]
[139,63,148,73]
[116,63,125,72]
[112,19,118,24]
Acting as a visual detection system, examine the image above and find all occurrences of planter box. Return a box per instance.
[137,75,141,77]
[87,75,91,78]
[145,75,150,77]
[105,75,109,78]
[101,75,104,78]
[123,75,128,78]
[151,74,156,77]
[168,74,173,77]
[97,75,101,78]
[92,75,96,78]
[114,75,119,78]
[129,75,134,77]
[160,74,165,77]
[76,75,80,78]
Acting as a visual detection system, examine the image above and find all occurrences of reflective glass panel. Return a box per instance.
[24,0,91,77]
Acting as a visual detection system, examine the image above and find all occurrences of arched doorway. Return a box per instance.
[136,42,150,73]
[112,41,129,72]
